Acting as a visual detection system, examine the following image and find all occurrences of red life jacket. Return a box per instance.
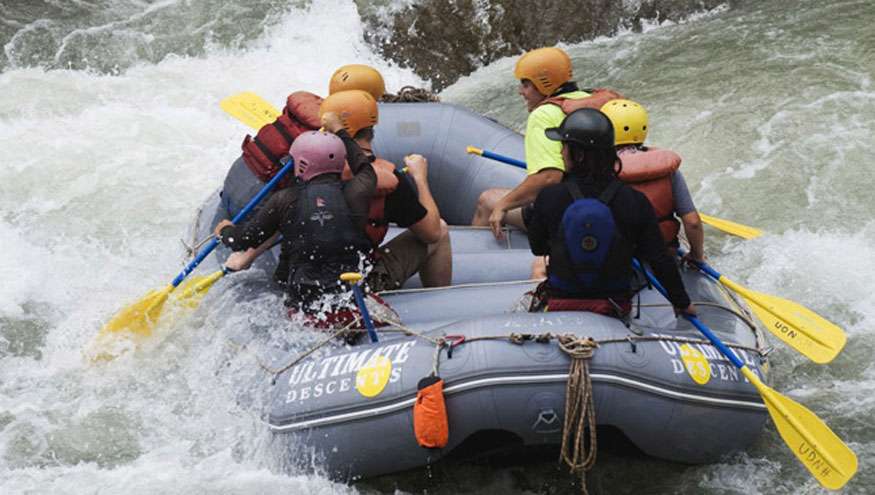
[617,147,682,244]
[539,88,625,113]
[240,91,323,187]
[341,158,400,247]
[366,159,400,247]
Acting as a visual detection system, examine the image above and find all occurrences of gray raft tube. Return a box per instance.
[267,288,768,479]
[195,102,533,286]
[372,102,527,226]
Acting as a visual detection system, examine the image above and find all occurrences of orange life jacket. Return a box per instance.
[539,88,625,113]
[617,147,682,244]
[341,158,399,247]
[241,91,322,187]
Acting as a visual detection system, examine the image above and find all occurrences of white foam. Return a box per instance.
[0,2,420,492]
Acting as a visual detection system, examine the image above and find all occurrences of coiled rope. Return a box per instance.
[557,335,599,494]
[380,86,441,103]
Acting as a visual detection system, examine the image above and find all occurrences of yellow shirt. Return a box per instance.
[524,90,591,175]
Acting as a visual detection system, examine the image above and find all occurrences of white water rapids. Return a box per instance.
[1,0,874,493]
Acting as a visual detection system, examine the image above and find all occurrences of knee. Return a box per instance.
[427,219,450,255]
[438,219,450,241]
[476,189,498,211]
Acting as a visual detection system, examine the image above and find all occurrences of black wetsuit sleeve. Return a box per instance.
[631,192,691,308]
[344,165,377,229]
[219,188,296,251]
[337,129,372,175]
[527,191,551,256]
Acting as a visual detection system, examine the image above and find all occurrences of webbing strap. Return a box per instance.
[564,180,622,205]
[566,181,584,201]
[598,180,622,205]
[253,136,282,167]
[272,120,295,147]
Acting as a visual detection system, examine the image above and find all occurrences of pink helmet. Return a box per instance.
[290,131,347,182]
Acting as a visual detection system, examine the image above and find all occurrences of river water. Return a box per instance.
[1,0,873,493]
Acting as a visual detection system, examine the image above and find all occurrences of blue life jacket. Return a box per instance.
[547,180,634,298]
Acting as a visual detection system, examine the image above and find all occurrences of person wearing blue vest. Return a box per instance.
[525,108,695,317]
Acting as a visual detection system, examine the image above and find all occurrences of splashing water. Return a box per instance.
[2,0,874,493]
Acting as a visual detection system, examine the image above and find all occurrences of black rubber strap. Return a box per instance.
[565,181,584,200]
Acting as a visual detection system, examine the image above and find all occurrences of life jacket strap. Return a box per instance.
[252,135,282,167]
[272,119,295,146]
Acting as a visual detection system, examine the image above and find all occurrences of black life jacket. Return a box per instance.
[546,180,634,298]
[286,179,372,305]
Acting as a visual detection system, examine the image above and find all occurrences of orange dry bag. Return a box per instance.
[413,375,449,448]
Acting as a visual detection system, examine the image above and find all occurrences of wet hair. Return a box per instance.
[354,126,374,142]
[566,143,623,184]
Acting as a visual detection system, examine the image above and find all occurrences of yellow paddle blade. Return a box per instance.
[219,92,281,130]
[86,285,174,362]
[741,368,857,490]
[700,213,763,240]
[722,277,846,364]
[99,285,173,337]
[174,270,225,309]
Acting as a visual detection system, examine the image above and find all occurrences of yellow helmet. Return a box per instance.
[514,47,572,96]
[601,99,649,145]
[319,89,379,137]
[329,64,386,100]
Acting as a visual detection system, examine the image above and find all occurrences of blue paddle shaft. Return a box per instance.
[479,149,527,169]
[351,284,379,343]
[171,158,295,287]
[632,258,745,369]
[676,248,722,280]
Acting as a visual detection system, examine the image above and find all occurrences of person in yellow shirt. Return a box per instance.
[471,47,622,240]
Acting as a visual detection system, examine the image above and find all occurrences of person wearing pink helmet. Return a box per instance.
[219,65,389,223]
[214,130,377,311]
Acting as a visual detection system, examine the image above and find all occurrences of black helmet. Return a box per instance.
[545,108,615,150]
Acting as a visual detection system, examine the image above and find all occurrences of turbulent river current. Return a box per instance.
[1,0,874,493]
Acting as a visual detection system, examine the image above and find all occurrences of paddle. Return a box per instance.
[340,272,379,343]
[220,92,281,129]
[633,258,857,489]
[167,93,294,310]
[465,146,762,240]
[698,213,762,240]
[678,249,846,364]
[90,156,296,359]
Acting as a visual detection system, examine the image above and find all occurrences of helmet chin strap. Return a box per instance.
[550,81,580,97]
[358,145,374,157]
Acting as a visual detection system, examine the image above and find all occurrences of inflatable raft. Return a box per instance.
[188,102,769,479]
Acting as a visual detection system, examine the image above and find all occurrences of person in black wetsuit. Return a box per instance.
[525,108,696,317]
[214,129,376,313]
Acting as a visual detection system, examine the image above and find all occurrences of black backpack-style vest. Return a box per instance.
[547,180,635,298]
[286,179,372,304]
